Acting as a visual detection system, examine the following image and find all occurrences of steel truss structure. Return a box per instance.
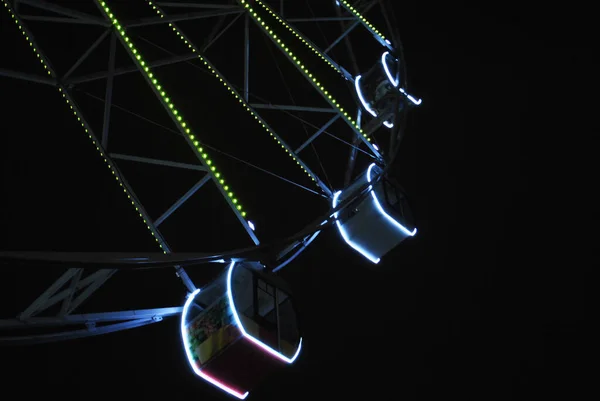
[0,0,419,345]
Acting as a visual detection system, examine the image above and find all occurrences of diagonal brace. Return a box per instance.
[0,68,56,86]
[154,175,211,227]
[18,0,109,26]
[123,9,243,28]
[66,53,199,85]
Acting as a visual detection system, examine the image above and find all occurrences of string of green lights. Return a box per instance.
[143,0,325,194]
[237,0,373,145]
[254,0,346,77]
[241,0,394,142]
[254,0,391,79]
[96,0,259,245]
[1,0,170,253]
[335,0,390,45]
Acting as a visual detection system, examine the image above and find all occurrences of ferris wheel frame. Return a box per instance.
[0,0,419,350]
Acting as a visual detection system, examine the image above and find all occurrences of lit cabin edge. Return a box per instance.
[354,51,402,131]
[333,163,417,264]
[354,50,421,135]
[181,261,302,399]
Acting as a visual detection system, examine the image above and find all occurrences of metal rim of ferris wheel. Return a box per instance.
[0,0,420,349]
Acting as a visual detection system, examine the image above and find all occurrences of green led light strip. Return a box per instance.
[336,0,389,44]
[239,0,372,144]
[1,0,168,253]
[144,0,323,190]
[253,0,345,78]
[253,0,390,78]
[97,0,255,231]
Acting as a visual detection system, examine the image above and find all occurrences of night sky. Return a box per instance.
[0,1,590,400]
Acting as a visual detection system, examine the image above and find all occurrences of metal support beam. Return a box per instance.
[0,68,56,86]
[250,104,337,113]
[323,19,361,55]
[155,2,240,9]
[66,270,115,314]
[101,31,116,149]
[202,12,227,53]
[15,268,119,319]
[288,17,356,22]
[202,11,243,52]
[0,315,176,345]
[334,5,361,83]
[336,0,392,50]
[123,9,243,28]
[18,0,109,26]
[0,307,183,329]
[59,268,82,316]
[66,53,198,85]
[18,268,81,319]
[19,15,107,25]
[23,269,115,317]
[63,28,111,81]
[295,114,341,154]
[154,175,211,227]
[110,153,208,172]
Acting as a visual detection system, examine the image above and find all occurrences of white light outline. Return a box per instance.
[399,87,422,105]
[332,190,381,264]
[381,51,422,106]
[354,75,377,117]
[181,289,250,400]
[380,51,397,127]
[332,164,417,263]
[381,51,399,87]
[355,72,394,129]
[366,164,417,237]
[227,261,303,364]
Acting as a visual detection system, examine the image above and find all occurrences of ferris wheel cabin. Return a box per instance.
[355,51,403,131]
[354,50,421,135]
[333,163,417,264]
[181,261,301,399]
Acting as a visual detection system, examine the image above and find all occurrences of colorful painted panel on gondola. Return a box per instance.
[184,295,242,367]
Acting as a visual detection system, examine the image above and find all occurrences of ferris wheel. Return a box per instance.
[0,0,421,398]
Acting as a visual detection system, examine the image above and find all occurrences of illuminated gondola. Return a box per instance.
[333,163,417,264]
[181,261,302,399]
[355,51,421,134]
